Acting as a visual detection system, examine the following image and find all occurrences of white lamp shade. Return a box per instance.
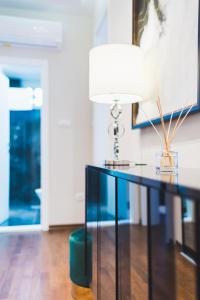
[89,44,146,104]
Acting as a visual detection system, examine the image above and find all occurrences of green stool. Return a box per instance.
[69,228,92,288]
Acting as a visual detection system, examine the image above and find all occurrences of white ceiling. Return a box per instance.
[0,0,94,16]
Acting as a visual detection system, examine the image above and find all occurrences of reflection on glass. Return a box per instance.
[183,199,196,253]
[99,173,116,300]
[86,168,99,296]
[86,171,116,300]
[118,181,148,300]
[118,182,197,300]
[86,168,198,300]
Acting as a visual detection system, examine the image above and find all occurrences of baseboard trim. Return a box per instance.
[49,224,84,231]
[175,240,182,251]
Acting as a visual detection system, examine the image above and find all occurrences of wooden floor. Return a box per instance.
[0,228,76,300]
[0,226,197,300]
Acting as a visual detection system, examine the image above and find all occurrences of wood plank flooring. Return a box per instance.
[0,226,197,300]
[0,228,77,300]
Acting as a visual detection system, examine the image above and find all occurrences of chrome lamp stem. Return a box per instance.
[105,102,130,167]
[112,105,121,161]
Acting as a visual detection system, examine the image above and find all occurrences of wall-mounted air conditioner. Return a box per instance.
[0,15,63,49]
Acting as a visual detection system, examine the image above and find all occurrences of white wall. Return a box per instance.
[92,0,109,164]
[0,8,92,225]
[141,114,200,168]
[0,73,10,224]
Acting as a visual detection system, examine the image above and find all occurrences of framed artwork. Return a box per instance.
[132,0,200,129]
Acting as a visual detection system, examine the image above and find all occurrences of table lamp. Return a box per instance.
[89,44,146,166]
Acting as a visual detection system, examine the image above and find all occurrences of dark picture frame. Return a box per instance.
[132,0,200,129]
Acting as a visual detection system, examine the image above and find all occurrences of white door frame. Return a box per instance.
[0,56,49,232]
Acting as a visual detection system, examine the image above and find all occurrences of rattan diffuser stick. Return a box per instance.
[141,97,194,169]
[155,97,193,146]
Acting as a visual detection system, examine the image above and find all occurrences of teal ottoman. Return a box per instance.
[69,228,92,288]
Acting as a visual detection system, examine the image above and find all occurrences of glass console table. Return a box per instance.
[85,165,200,300]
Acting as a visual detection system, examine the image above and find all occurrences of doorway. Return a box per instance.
[0,57,49,232]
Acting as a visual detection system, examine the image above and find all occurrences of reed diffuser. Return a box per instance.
[142,97,194,173]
